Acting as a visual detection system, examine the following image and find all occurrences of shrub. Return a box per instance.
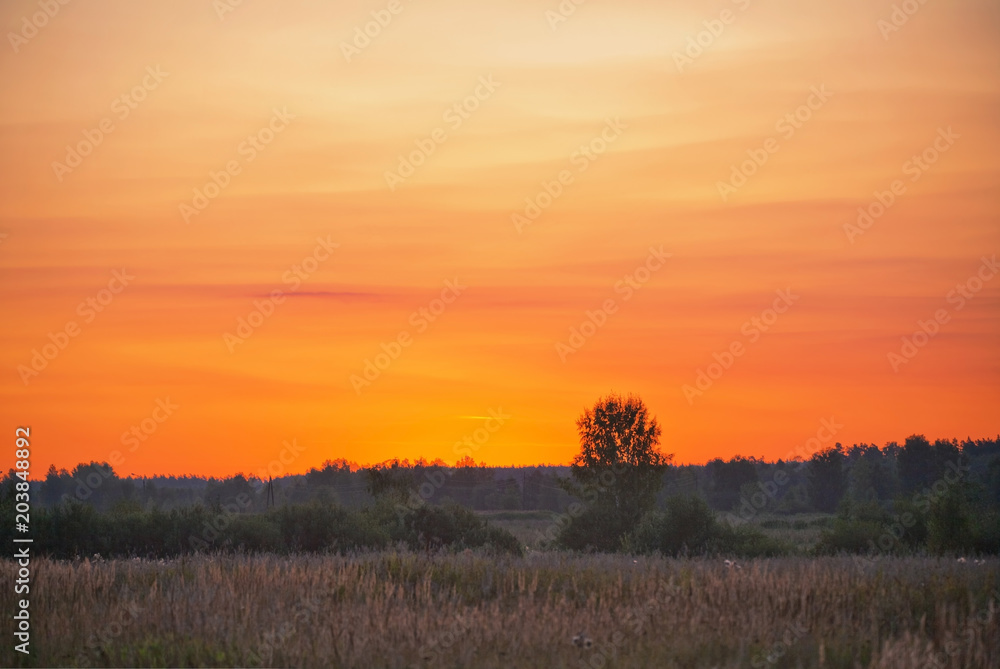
[225,514,284,552]
[555,504,623,552]
[814,499,931,555]
[927,487,974,554]
[274,502,388,552]
[890,497,928,549]
[627,495,788,557]
[971,508,1000,553]
[713,524,790,558]
[631,495,720,555]
[815,518,885,555]
[397,502,523,555]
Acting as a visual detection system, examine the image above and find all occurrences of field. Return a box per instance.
[2,552,997,668]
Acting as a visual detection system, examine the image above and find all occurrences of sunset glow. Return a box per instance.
[1,0,998,477]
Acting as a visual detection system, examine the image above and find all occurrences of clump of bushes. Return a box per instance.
[625,495,789,557]
[554,504,624,553]
[815,500,902,555]
[927,486,1000,554]
[273,502,389,552]
[816,486,1000,556]
[19,499,523,558]
[395,502,523,555]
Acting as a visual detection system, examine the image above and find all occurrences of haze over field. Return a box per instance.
[1,0,998,476]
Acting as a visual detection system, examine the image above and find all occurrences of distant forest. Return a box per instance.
[15,435,1000,518]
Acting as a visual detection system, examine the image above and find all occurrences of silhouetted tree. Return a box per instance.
[364,459,416,503]
[204,474,256,511]
[41,464,70,507]
[898,435,961,494]
[306,459,355,487]
[845,444,896,503]
[706,457,759,510]
[897,435,934,494]
[988,456,1000,506]
[558,393,672,550]
[66,462,133,510]
[808,446,846,512]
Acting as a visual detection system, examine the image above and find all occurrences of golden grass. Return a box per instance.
[1,553,996,668]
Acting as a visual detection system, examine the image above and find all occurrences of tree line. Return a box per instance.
[3,393,998,557]
[20,437,999,520]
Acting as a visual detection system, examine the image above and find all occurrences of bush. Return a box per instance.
[890,497,928,549]
[35,501,109,558]
[396,502,523,555]
[225,514,284,552]
[555,504,623,552]
[971,508,1000,553]
[274,503,388,552]
[927,487,974,554]
[815,499,924,555]
[630,495,719,555]
[815,519,884,555]
[627,495,788,557]
[714,524,790,558]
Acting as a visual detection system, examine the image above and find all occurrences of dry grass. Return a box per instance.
[1,553,997,668]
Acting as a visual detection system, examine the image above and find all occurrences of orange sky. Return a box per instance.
[1,0,998,477]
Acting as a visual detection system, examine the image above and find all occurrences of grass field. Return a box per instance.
[2,552,997,668]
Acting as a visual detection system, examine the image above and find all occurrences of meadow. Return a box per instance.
[4,427,997,667]
[1,551,996,668]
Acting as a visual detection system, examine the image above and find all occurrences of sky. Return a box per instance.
[1,0,998,478]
